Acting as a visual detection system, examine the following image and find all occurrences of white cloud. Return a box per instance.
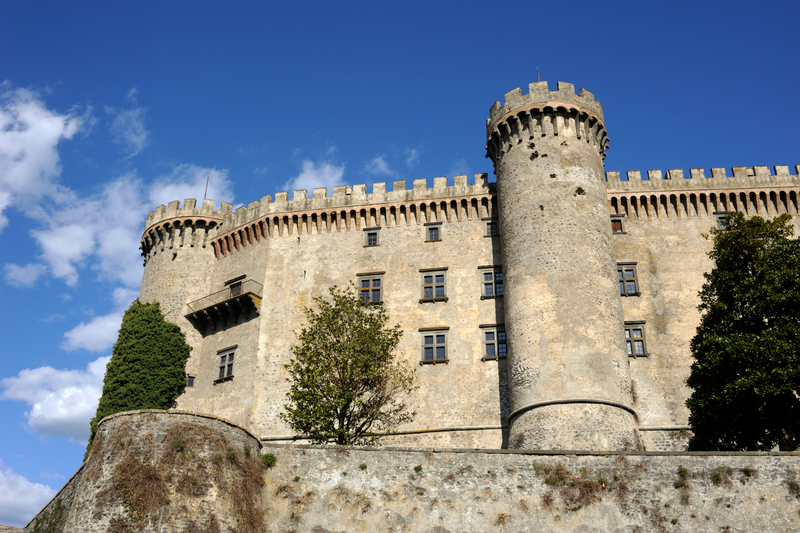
[0,459,57,527]
[364,155,393,176]
[1,356,110,444]
[0,84,88,232]
[149,164,234,208]
[106,106,148,157]
[405,148,420,168]
[61,312,123,353]
[282,160,345,194]
[3,263,47,288]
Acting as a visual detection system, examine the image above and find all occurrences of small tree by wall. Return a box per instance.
[686,213,800,451]
[282,285,416,445]
[86,300,191,455]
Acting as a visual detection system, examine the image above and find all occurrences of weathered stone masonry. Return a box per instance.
[136,81,800,453]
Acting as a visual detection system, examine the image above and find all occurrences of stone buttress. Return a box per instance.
[487,81,638,450]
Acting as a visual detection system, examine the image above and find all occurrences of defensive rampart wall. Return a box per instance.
[23,411,800,532]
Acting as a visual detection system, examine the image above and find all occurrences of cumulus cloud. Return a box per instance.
[149,164,234,208]
[363,155,393,176]
[282,160,345,194]
[0,459,57,527]
[3,263,47,288]
[61,312,123,352]
[1,356,110,443]
[0,84,88,232]
[405,148,420,168]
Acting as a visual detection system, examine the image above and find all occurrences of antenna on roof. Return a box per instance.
[203,176,209,200]
[537,67,540,82]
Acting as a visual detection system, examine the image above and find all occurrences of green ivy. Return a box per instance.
[85,301,191,457]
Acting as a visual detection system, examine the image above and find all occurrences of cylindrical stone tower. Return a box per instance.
[487,81,638,451]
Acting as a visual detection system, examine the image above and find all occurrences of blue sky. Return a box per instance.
[0,0,798,525]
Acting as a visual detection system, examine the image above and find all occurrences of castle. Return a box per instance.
[137,81,800,453]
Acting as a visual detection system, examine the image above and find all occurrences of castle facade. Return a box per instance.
[138,82,800,451]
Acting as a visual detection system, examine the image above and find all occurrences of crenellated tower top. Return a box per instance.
[486,81,609,166]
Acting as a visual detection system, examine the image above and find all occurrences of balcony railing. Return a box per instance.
[185,279,262,333]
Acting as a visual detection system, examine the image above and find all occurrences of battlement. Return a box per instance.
[604,164,800,193]
[143,198,231,235]
[487,81,604,134]
[217,173,491,233]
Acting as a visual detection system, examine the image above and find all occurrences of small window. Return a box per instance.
[187,375,195,387]
[617,264,639,296]
[420,329,448,363]
[486,220,498,237]
[480,267,503,298]
[425,224,442,242]
[420,268,447,302]
[611,215,625,234]
[364,227,380,247]
[215,346,237,383]
[482,327,507,360]
[624,322,648,357]
[714,212,729,229]
[358,273,384,304]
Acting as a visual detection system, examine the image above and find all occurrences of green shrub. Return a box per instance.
[260,453,277,468]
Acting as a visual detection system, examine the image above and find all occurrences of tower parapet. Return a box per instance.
[140,199,230,264]
[486,81,609,166]
[489,81,638,451]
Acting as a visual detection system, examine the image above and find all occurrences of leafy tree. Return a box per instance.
[86,300,191,454]
[282,285,416,445]
[686,212,800,451]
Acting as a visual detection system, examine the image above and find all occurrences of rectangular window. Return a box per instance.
[617,264,639,296]
[357,272,384,304]
[624,322,648,357]
[420,268,447,301]
[611,215,625,234]
[425,223,442,242]
[215,346,237,383]
[420,328,448,363]
[486,220,498,236]
[483,328,507,360]
[364,227,380,246]
[480,267,503,298]
[187,376,195,387]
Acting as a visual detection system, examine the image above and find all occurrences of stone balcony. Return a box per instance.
[185,279,262,333]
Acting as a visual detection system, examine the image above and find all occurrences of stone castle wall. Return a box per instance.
[25,411,800,533]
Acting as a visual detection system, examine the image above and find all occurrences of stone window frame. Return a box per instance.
[214,345,237,384]
[624,322,648,358]
[713,211,730,230]
[357,271,385,304]
[617,263,640,297]
[420,327,449,364]
[424,222,442,242]
[611,214,626,234]
[363,226,380,247]
[419,267,448,303]
[483,217,499,237]
[479,265,504,299]
[480,323,507,361]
